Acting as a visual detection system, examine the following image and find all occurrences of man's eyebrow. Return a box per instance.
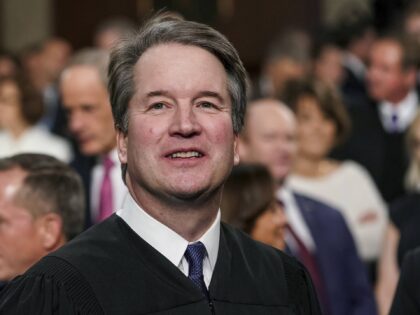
[146,90,171,98]
[144,90,226,103]
[193,91,225,103]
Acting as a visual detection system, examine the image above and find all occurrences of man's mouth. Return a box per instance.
[168,151,203,159]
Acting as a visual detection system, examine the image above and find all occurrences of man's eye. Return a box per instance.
[150,102,165,110]
[199,102,216,109]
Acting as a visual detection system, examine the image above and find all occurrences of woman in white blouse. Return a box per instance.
[0,76,72,162]
[284,79,388,274]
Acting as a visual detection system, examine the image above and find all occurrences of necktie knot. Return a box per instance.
[184,242,208,296]
[103,155,114,172]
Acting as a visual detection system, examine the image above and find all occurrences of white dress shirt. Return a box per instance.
[277,187,316,252]
[379,90,418,133]
[91,149,128,222]
[116,193,220,288]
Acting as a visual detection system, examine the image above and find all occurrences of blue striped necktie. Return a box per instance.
[184,242,208,297]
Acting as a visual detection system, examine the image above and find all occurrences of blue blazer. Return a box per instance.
[293,193,377,315]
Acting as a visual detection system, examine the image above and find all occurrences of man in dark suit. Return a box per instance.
[389,247,420,314]
[238,98,377,315]
[333,35,419,203]
[335,15,375,110]
[60,49,128,227]
[0,13,321,314]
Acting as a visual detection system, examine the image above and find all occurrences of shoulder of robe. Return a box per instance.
[0,255,104,315]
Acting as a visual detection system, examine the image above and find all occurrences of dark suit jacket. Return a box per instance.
[70,153,96,228]
[340,66,370,109]
[293,193,377,315]
[331,100,410,203]
[390,247,420,314]
[0,215,321,314]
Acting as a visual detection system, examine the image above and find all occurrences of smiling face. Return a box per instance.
[295,95,337,160]
[118,43,238,205]
[250,201,287,251]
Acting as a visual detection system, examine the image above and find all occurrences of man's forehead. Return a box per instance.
[132,43,228,92]
[0,167,26,201]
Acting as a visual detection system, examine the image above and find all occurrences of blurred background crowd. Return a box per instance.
[1,0,420,314]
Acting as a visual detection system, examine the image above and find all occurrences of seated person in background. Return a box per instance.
[376,112,420,315]
[389,247,420,315]
[0,153,84,284]
[283,79,388,280]
[238,98,377,315]
[0,76,72,162]
[221,163,287,251]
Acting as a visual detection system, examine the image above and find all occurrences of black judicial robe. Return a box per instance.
[0,215,321,314]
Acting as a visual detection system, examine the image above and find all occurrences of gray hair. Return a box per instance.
[63,48,110,88]
[108,12,248,135]
[0,153,85,240]
[405,113,420,192]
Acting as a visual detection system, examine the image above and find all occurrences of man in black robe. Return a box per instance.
[0,13,321,315]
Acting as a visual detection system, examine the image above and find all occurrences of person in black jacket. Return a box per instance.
[389,247,420,314]
[0,12,321,314]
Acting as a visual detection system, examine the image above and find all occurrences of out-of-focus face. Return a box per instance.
[295,95,337,160]
[95,30,122,51]
[0,57,18,78]
[251,201,287,250]
[314,45,344,86]
[0,168,45,281]
[239,101,297,183]
[118,43,238,203]
[405,14,420,39]
[60,65,116,156]
[0,81,23,130]
[42,39,72,82]
[268,58,306,96]
[367,40,415,103]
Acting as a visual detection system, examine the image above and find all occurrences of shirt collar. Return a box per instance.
[116,193,220,270]
[380,90,418,131]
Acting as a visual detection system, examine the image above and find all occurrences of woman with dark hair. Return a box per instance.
[0,76,71,161]
[284,79,387,273]
[221,163,287,251]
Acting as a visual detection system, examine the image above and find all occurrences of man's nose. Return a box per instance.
[168,105,202,137]
[68,112,84,134]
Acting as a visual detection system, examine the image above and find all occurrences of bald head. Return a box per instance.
[239,98,297,185]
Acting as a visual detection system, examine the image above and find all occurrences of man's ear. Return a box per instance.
[233,135,240,165]
[36,213,64,251]
[116,129,128,164]
[236,135,249,163]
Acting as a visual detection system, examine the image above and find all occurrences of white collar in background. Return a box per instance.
[277,187,316,251]
[379,90,418,132]
[116,193,220,271]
